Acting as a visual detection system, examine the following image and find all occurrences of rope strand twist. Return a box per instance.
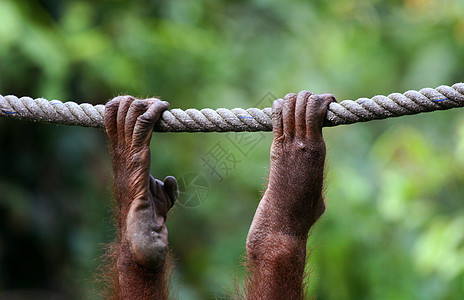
[1,83,463,132]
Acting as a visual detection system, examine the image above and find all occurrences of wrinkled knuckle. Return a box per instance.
[132,99,145,105]
[309,94,321,102]
[112,95,135,103]
[109,96,124,104]
[308,94,330,111]
[284,92,297,101]
[153,101,163,109]
[298,90,312,100]
[145,97,161,105]
[105,99,119,108]
[131,99,148,110]
[161,100,170,108]
[137,114,150,124]
[153,100,169,110]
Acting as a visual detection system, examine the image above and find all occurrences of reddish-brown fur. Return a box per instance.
[102,91,335,299]
[103,96,176,299]
[244,91,335,299]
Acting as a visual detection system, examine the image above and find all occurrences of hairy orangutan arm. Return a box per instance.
[245,91,336,300]
[104,96,178,300]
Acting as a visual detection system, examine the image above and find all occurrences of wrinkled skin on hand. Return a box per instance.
[267,91,336,230]
[102,92,335,300]
[245,91,336,300]
[104,96,178,298]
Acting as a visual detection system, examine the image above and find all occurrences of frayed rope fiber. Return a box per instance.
[1,83,463,132]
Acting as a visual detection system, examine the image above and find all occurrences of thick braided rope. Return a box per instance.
[1,83,463,132]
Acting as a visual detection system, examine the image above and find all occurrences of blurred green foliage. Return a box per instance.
[1,0,464,299]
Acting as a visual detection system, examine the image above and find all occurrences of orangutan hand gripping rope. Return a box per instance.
[103,91,335,299]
